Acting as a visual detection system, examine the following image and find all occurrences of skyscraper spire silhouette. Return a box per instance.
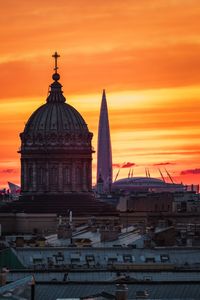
[97,89,112,192]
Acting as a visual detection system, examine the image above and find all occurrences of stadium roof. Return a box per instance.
[112,177,184,192]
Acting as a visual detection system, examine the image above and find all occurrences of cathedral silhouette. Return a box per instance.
[20,52,93,195]
[0,53,116,232]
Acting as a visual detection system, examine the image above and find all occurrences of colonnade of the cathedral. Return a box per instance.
[21,157,92,193]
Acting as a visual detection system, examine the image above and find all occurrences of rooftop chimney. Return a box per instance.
[116,284,128,300]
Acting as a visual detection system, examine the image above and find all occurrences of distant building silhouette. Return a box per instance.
[97,90,112,192]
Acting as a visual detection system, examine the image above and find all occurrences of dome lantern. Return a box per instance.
[46,51,66,103]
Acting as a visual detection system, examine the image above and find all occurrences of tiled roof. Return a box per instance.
[34,283,200,300]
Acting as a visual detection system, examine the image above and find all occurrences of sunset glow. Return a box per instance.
[0,0,200,188]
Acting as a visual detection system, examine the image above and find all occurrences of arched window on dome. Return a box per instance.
[76,167,82,185]
[63,167,71,185]
[26,135,32,146]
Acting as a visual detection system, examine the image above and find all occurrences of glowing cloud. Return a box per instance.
[180,169,200,175]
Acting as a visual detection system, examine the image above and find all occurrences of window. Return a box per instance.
[160,254,169,262]
[63,167,70,184]
[85,255,95,262]
[50,166,58,185]
[86,164,90,185]
[28,166,33,187]
[76,167,82,185]
[38,167,46,185]
[145,257,155,263]
[123,254,133,263]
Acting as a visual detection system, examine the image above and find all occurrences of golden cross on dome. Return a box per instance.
[52,51,60,73]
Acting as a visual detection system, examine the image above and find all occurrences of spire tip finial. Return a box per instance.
[52,51,60,81]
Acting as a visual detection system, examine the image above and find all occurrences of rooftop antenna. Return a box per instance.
[158,168,166,182]
[165,168,174,184]
[145,168,150,178]
[114,169,120,182]
[131,168,134,178]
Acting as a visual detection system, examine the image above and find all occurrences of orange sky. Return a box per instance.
[0,0,200,188]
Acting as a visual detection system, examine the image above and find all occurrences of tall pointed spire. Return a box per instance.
[97,89,113,192]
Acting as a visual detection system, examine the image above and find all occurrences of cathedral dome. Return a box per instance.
[18,52,93,195]
[20,72,92,149]
[24,97,88,135]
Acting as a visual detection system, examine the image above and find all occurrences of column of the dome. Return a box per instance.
[88,160,92,191]
[72,161,76,191]
[80,160,83,191]
[75,161,79,192]
[35,164,39,192]
[42,164,47,192]
[32,162,36,192]
[23,159,28,192]
[20,158,25,192]
[27,161,32,192]
[83,161,87,191]
[78,160,83,191]
[69,164,73,191]
[46,160,49,192]
[58,162,63,192]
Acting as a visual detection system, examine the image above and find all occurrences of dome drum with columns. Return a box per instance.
[19,52,94,194]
